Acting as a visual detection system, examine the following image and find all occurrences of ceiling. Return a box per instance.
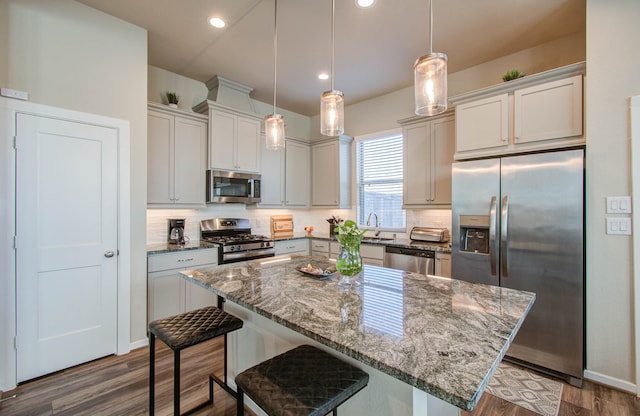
[76,0,585,116]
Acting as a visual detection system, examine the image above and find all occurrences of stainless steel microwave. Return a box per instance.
[206,170,261,204]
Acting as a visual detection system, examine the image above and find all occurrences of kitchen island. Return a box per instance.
[181,255,534,415]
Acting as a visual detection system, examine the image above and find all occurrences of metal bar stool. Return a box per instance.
[149,304,243,416]
[236,345,369,416]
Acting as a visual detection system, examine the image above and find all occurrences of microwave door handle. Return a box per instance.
[248,178,255,198]
[489,196,498,276]
[500,195,509,277]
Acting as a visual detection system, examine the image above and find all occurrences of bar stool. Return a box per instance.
[235,344,369,416]
[149,304,243,416]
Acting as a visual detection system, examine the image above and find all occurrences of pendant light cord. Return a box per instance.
[331,0,335,91]
[428,0,433,55]
[272,0,278,114]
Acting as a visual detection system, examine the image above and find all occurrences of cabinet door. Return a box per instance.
[311,142,338,206]
[456,94,509,153]
[209,109,236,170]
[285,141,310,206]
[186,281,217,311]
[435,253,451,277]
[514,75,583,144]
[259,136,285,206]
[148,269,186,322]
[236,116,260,172]
[147,111,173,204]
[430,117,455,205]
[403,122,431,205]
[174,116,207,205]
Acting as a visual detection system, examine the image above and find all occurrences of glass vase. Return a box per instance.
[335,243,363,286]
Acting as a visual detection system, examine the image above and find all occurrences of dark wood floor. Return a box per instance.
[1,337,639,415]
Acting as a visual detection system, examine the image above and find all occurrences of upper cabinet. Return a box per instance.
[311,136,352,208]
[451,62,585,160]
[259,137,310,208]
[399,112,455,208]
[147,103,207,208]
[193,100,261,173]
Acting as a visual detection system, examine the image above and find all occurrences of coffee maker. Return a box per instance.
[168,218,186,245]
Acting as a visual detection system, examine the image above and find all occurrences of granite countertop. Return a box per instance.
[276,232,453,253]
[181,254,534,411]
[146,240,218,255]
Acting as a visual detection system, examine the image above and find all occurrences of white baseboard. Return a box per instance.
[128,338,149,351]
[584,370,637,394]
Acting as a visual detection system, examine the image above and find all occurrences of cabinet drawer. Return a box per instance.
[310,239,330,253]
[360,244,384,260]
[275,239,309,254]
[148,248,218,272]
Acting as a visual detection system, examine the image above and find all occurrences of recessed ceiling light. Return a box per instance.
[355,0,375,8]
[318,73,329,80]
[208,16,226,28]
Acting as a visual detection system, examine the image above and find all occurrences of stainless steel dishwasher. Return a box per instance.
[384,246,435,275]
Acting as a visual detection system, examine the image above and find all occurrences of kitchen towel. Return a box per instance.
[486,362,563,416]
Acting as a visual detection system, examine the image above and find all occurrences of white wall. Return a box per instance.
[584,0,640,390]
[0,0,149,385]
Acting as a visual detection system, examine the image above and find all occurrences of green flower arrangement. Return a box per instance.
[334,219,366,249]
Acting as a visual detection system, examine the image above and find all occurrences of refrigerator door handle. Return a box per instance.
[489,196,498,276]
[501,195,509,277]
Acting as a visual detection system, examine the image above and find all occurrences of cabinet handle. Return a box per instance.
[178,258,194,263]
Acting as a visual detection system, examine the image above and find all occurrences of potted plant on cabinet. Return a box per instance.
[166,91,179,108]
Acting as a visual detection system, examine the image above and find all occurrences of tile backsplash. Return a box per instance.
[147,205,452,245]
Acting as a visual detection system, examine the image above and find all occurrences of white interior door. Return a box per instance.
[16,113,119,382]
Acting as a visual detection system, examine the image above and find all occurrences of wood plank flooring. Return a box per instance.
[1,337,639,415]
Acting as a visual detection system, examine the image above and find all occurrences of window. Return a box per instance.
[356,130,406,230]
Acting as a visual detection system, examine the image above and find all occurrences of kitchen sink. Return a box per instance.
[361,237,395,243]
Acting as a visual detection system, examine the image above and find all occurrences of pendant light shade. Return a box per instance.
[265,0,285,150]
[264,113,285,149]
[320,90,344,136]
[414,0,447,116]
[320,0,344,136]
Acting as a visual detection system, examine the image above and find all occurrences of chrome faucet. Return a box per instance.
[366,212,380,236]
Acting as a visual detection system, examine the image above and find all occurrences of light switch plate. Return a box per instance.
[606,196,632,214]
[606,217,632,235]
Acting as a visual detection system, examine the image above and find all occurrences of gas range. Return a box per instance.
[200,218,275,264]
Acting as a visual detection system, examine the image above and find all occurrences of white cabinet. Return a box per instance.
[311,239,330,258]
[275,239,309,255]
[435,252,451,278]
[147,103,207,207]
[451,63,585,160]
[329,242,384,266]
[259,138,310,207]
[400,113,455,207]
[147,248,218,323]
[311,136,352,208]
[193,100,261,173]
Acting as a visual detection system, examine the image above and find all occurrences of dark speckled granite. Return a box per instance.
[181,254,534,411]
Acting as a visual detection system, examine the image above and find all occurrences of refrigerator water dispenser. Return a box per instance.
[459,215,490,254]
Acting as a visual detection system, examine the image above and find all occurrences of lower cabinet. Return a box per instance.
[329,242,384,266]
[435,252,451,277]
[310,239,330,258]
[275,239,309,255]
[147,248,218,323]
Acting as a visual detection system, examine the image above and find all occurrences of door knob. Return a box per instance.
[104,250,115,258]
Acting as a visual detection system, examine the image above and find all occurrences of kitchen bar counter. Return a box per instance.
[181,255,534,413]
[277,233,452,253]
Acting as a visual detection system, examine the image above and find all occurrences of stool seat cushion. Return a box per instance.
[149,306,243,350]
[236,345,369,416]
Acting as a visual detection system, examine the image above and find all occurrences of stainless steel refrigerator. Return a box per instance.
[451,148,584,386]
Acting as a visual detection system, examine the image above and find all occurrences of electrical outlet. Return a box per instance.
[1,87,29,101]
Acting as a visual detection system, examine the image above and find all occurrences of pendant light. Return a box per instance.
[265,0,285,150]
[414,0,447,116]
[320,0,344,136]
